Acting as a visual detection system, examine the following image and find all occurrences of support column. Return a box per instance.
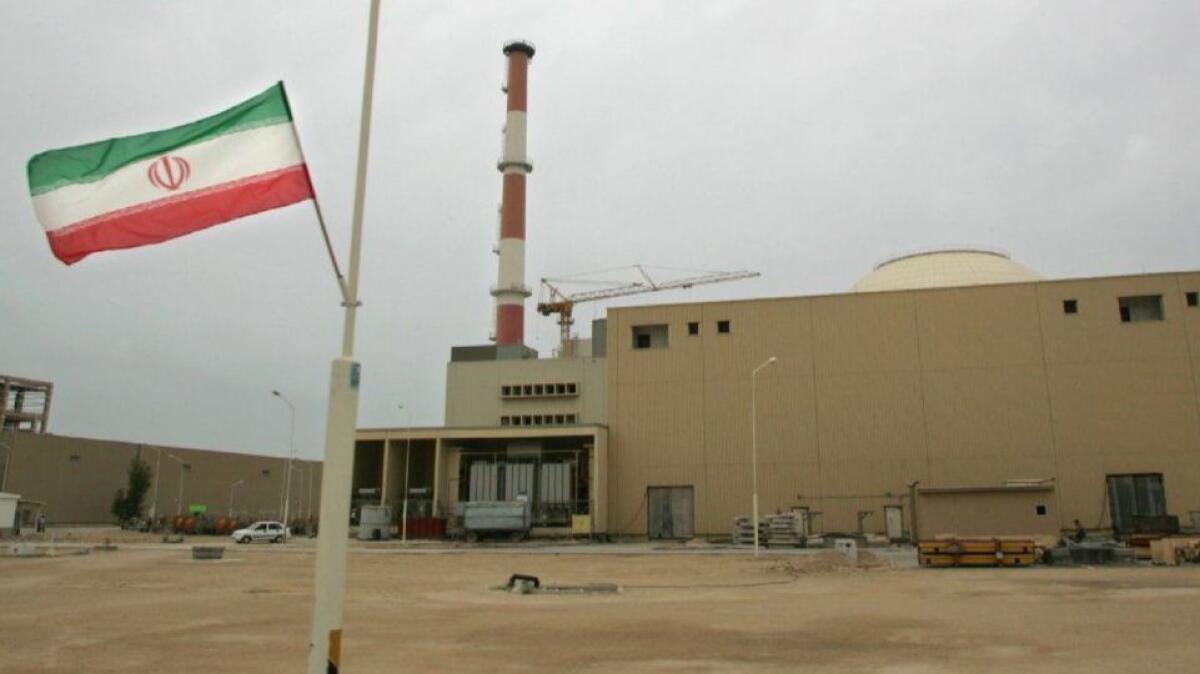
[432,437,443,517]
[380,436,391,506]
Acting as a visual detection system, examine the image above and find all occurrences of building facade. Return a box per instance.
[1,432,321,525]
[605,268,1200,537]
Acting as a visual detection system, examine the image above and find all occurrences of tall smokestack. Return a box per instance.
[492,40,535,346]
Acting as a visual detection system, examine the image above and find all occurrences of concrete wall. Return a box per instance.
[916,487,1060,538]
[444,356,607,427]
[1,433,322,524]
[606,271,1200,536]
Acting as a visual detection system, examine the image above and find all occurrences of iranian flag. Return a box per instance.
[27,82,313,265]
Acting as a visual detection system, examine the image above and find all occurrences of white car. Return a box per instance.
[231,521,290,544]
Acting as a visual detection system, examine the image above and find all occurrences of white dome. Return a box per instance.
[852,249,1041,293]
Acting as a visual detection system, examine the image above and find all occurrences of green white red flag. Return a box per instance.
[27,83,313,265]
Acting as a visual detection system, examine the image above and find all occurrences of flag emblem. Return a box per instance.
[146,155,191,191]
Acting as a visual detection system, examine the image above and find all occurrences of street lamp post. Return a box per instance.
[272,390,296,532]
[751,356,778,556]
[398,404,412,542]
[165,453,187,517]
[306,461,314,523]
[229,479,246,518]
[148,446,163,520]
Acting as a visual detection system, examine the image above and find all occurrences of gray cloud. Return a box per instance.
[2,1,1197,458]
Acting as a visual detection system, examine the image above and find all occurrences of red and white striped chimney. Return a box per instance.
[492,40,535,346]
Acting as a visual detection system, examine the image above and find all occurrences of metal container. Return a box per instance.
[358,504,392,541]
[462,501,531,541]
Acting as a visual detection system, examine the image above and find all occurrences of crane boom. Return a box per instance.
[536,265,760,357]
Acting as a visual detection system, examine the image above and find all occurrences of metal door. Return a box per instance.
[884,505,904,541]
[647,486,693,539]
[1107,474,1166,533]
[790,507,810,538]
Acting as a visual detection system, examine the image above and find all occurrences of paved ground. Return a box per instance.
[3,532,1199,673]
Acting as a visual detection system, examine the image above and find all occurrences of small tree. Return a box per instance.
[111,456,153,525]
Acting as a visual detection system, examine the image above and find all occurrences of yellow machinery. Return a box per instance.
[918,538,1037,568]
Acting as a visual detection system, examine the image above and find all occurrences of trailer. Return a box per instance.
[462,501,531,542]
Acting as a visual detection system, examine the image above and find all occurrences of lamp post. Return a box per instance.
[229,479,246,518]
[165,453,187,517]
[272,390,296,532]
[306,460,314,523]
[399,404,412,542]
[751,356,778,556]
[148,446,163,520]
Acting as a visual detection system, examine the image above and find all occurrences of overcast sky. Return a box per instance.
[2,1,1197,460]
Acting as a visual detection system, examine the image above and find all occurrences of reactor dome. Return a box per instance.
[852,249,1041,293]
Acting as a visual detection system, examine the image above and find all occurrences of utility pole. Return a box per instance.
[148,446,162,520]
[273,389,296,530]
[229,479,246,518]
[307,1,379,671]
[165,453,187,517]
[399,404,412,542]
[751,356,777,556]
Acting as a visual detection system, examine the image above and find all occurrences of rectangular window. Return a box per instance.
[500,416,510,426]
[717,320,731,334]
[522,415,532,426]
[1035,504,1047,516]
[566,383,577,394]
[688,321,699,335]
[565,414,577,424]
[1118,295,1164,323]
[632,324,669,349]
[523,385,533,396]
[262,469,270,477]
[555,383,565,395]
[1062,299,1077,314]
[1187,291,1198,307]
[533,384,544,396]
[554,414,565,424]
[501,385,511,396]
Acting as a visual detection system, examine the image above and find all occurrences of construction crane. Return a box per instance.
[537,265,760,357]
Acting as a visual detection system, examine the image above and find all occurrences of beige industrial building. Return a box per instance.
[8,252,1197,540]
[357,251,1200,540]
[354,333,609,535]
[605,253,1200,537]
[1,431,321,525]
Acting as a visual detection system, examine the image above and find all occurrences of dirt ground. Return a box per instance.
[3,534,1199,673]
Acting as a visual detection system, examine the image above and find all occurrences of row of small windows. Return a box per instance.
[501,382,578,398]
[631,292,1198,349]
[633,320,732,349]
[1062,292,1198,322]
[500,413,578,426]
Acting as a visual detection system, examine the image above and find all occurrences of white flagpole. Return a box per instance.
[307,1,381,672]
